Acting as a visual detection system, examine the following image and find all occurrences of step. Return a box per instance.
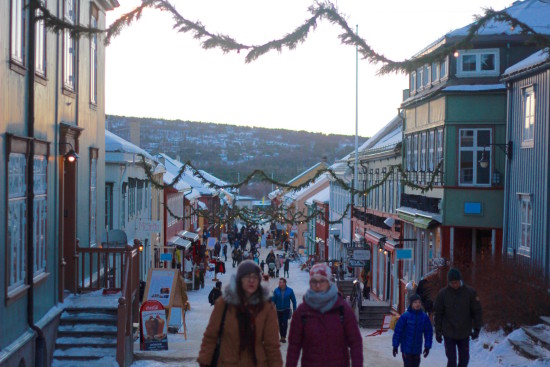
[522,325,550,350]
[540,316,550,327]
[53,346,116,359]
[57,324,117,337]
[60,311,118,326]
[508,337,550,360]
[55,336,117,350]
[52,356,118,367]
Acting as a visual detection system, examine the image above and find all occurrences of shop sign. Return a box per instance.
[140,300,168,351]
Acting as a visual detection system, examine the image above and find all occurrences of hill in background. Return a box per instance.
[106,115,367,197]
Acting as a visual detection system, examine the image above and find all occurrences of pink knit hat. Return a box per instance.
[309,263,332,282]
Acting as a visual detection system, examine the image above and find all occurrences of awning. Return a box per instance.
[365,230,397,251]
[178,230,200,242]
[167,236,191,249]
[396,206,441,229]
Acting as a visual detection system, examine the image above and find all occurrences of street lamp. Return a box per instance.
[59,142,79,162]
[478,141,513,168]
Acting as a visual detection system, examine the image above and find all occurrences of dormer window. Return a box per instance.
[410,72,416,92]
[457,48,499,77]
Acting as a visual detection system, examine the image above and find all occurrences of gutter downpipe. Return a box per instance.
[502,81,513,259]
[26,2,47,366]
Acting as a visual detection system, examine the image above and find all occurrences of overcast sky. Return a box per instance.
[105,0,513,137]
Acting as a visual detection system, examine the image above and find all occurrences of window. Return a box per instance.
[90,5,98,104]
[422,65,429,87]
[35,4,46,76]
[420,132,427,172]
[11,0,25,64]
[522,86,535,144]
[428,130,435,171]
[416,68,423,90]
[440,59,447,79]
[458,129,491,186]
[436,128,444,164]
[431,62,439,83]
[129,179,136,218]
[519,195,532,256]
[389,177,394,213]
[413,134,419,171]
[382,180,387,212]
[90,150,98,246]
[406,135,412,171]
[410,72,416,92]
[137,180,143,213]
[121,183,127,228]
[63,0,76,89]
[105,183,113,230]
[33,153,48,275]
[457,49,499,77]
[8,152,27,293]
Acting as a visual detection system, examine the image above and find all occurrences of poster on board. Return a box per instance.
[145,269,177,307]
[140,300,168,351]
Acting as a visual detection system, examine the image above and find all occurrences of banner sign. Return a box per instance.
[348,259,366,267]
[140,300,168,351]
[137,220,162,234]
[353,249,371,261]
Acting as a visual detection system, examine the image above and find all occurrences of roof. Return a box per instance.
[157,153,215,196]
[105,130,153,161]
[441,84,506,92]
[283,174,330,204]
[305,186,330,205]
[503,48,550,76]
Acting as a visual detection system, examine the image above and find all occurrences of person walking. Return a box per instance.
[222,243,228,262]
[260,260,266,274]
[434,268,483,367]
[208,281,223,306]
[283,257,290,278]
[392,294,433,367]
[197,260,283,367]
[275,254,281,277]
[271,278,297,343]
[286,263,363,367]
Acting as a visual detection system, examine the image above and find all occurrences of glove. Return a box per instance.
[423,348,430,358]
[471,328,480,340]
[392,347,398,357]
[436,333,443,344]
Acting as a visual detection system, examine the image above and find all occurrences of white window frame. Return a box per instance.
[428,130,435,171]
[7,152,28,294]
[420,132,427,172]
[35,4,46,76]
[431,62,439,83]
[90,5,98,104]
[458,128,492,186]
[457,48,499,77]
[413,134,419,171]
[406,135,412,171]
[410,72,416,92]
[11,0,25,64]
[90,152,97,246]
[440,58,448,79]
[63,0,75,90]
[522,86,535,146]
[436,128,444,164]
[416,68,423,90]
[33,154,48,276]
[422,65,430,87]
[518,194,532,257]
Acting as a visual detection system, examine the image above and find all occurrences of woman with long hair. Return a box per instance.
[198,260,283,367]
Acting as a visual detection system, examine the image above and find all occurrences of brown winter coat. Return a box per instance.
[197,276,283,367]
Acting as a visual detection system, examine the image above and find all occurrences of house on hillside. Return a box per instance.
[0,0,119,366]
[501,49,550,277]
[399,0,550,286]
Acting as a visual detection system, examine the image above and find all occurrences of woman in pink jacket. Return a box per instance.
[286,263,363,367]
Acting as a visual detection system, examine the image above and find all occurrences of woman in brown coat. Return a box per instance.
[198,260,283,367]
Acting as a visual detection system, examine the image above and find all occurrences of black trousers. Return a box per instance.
[277,309,290,338]
[444,337,470,367]
[402,353,421,367]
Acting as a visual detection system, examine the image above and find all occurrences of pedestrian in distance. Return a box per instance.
[275,254,281,277]
[286,263,363,367]
[208,281,223,306]
[283,257,290,278]
[434,268,483,367]
[271,278,297,343]
[260,260,266,274]
[392,294,433,367]
[197,260,283,367]
[222,243,228,262]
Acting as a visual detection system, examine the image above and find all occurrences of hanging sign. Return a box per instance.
[140,300,168,351]
[348,259,366,267]
[353,249,371,261]
[396,248,413,260]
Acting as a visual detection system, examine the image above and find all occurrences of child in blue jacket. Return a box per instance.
[392,294,433,367]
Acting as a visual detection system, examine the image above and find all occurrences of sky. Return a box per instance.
[105,0,514,137]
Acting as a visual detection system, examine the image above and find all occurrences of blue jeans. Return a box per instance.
[277,309,290,338]
[444,337,470,367]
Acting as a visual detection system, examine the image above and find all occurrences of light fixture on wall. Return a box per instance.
[478,141,513,168]
[60,142,79,163]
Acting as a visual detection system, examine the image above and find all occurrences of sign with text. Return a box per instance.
[353,249,371,261]
[140,300,168,351]
[137,220,162,234]
[145,269,177,307]
[348,259,366,267]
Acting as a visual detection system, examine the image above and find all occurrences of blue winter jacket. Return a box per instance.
[392,306,433,355]
[271,286,297,311]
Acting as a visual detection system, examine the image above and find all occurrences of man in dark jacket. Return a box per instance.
[207,281,222,306]
[434,268,482,367]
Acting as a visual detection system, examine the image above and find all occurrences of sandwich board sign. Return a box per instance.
[140,300,168,351]
[143,268,186,330]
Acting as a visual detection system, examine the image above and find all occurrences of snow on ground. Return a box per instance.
[131,246,543,367]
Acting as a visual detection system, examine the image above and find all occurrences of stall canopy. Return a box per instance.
[167,236,191,250]
[396,207,441,229]
[178,230,200,242]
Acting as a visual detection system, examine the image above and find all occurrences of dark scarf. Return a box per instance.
[237,302,263,364]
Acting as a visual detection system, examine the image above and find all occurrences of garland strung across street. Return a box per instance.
[141,154,443,226]
[33,0,550,75]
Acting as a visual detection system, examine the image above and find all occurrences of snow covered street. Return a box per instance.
[130,246,545,367]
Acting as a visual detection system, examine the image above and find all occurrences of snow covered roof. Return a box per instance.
[157,153,215,196]
[503,48,550,76]
[163,170,191,192]
[305,186,330,205]
[105,130,153,161]
[283,174,330,204]
[287,161,328,185]
[448,0,550,38]
[199,170,235,205]
[442,84,506,92]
